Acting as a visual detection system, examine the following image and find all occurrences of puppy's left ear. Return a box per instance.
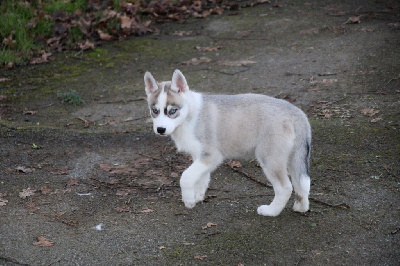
[171,69,189,93]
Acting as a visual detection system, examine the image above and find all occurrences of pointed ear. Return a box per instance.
[171,69,189,93]
[144,72,159,95]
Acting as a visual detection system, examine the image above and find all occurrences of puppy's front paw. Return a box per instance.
[182,189,196,209]
[184,200,196,209]
[257,205,281,217]
[194,191,205,203]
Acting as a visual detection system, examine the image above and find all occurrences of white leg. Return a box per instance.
[194,173,211,203]
[180,161,213,209]
[257,167,293,217]
[292,174,310,213]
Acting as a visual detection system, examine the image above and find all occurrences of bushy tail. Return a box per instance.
[289,119,311,213]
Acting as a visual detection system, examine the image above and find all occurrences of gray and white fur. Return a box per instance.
[144,69,311,216]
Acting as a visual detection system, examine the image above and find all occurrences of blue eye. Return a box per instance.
[152,108,159,114]
[169,109,177,115]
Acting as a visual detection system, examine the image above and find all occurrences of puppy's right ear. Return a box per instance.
[144,72,158,95]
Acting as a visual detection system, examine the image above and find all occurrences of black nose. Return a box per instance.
[157,127,166,135]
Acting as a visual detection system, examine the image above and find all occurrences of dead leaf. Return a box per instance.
[30,51,54,65]
[182,57,212,65]
[106,179,119,185]
[370,117,383,123]
[5,62,14,70]
[216,60,256,67]
[212,7,224,15]
[16,166,34,173]
[202,222,217,229]
[26,203,40,212]
[66,178,79,187]
[116,188,135,196]
[132,158,152,168]
[0,198,8,207]
[170,172,179,178]
[0,78,11,82]
[51,166,69,175]
[19,188,36,199]
[139,208,154,214]
[346,16,361,24]
[114,206,131,212]
[97,29,113,41]
[99,164,113,172]
[171,31,193,36]
[194,255,208,260]
[33,236,54,247]
[40,185,52,195]
[275,92,296,103]
[23,109,37,115]
[195,46,221,52]
[227,160,242,168]
[300,28,319,34]
[120,15,134,29]
[361,108,379,117]
[79,39,95,50]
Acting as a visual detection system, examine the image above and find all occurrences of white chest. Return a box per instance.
[171,125,202,160]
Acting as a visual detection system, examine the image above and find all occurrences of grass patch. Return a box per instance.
[0,0,87,65]
[57,90,85,105]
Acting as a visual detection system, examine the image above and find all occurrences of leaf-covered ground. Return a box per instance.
[1,0,270,67]
[0,0,399,264]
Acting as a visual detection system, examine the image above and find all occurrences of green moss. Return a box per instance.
[87,48,109,59]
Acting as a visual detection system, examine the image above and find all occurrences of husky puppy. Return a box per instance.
[144,70,311,216]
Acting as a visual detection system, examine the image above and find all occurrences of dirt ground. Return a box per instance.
[1,0,399,265]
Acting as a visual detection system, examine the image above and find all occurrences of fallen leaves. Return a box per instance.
[310,101,352,119]
[39,185,52,195]
[195,46,222,52]
[194,255,208,260]
[33,236,54,247]
[202,222,217,229]
[182,57,212,66]
[114,206,131,213]
[66,178,79,187]
[51,166,69,175]
[26,203,40,212]
[361,108,382,123]
[182,57,257,67]
[226,160,242,168]
[3,0,273,68]
[19,188,36,199]
[23,109,37,115]
[217,60,256,67]
[370,117,383,123]
[15,166,35,173]
[0,197,8,207]
[345,16,362,24]
[361,108,379,117]
[138,207,155,214]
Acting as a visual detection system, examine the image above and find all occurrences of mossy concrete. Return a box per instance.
[1,0,399,265]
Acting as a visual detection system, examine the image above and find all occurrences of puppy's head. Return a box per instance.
[144,70,190,136]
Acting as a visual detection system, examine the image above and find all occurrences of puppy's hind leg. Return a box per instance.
[288,144,311,213]
[257,165,293,217]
